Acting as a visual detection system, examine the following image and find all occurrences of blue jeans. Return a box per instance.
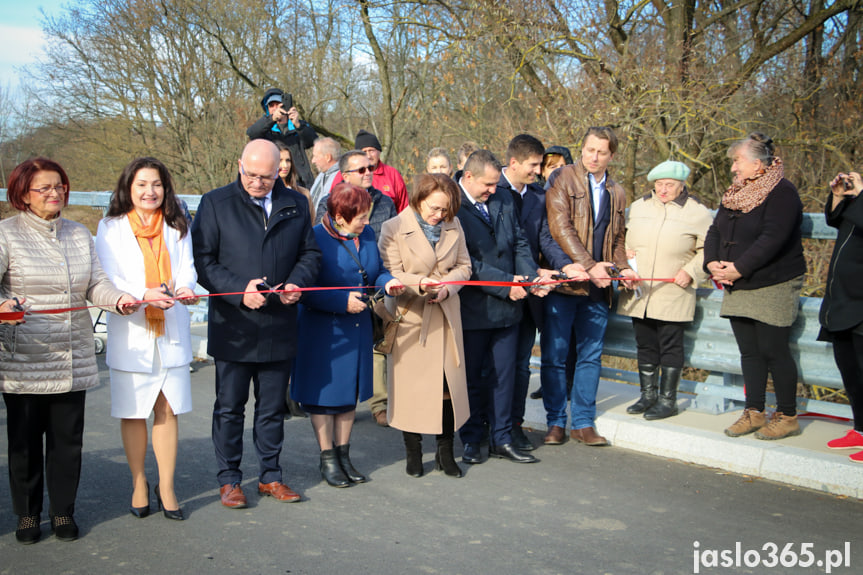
[540,292,609,430]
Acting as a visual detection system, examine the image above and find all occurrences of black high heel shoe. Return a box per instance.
[154,485,185,521]
[130,481,150,518]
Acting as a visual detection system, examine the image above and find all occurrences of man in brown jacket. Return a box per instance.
[539,127,638,446]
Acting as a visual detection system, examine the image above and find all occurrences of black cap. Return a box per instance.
[544,145,573,165]
[355,129,382,152]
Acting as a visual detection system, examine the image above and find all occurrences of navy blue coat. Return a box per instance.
[191,177,321,362]
[457,185,537,331]
[291,226,395,406]
[500,176,570,331]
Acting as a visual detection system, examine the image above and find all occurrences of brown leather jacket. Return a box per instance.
[545,160,630,303]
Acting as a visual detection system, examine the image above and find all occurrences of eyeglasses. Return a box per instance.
[240,162,276,185]
[345,166,372,175]
[29,184,67,196]
[423,201,449,215]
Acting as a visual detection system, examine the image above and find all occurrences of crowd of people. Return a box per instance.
[1,87,861,545]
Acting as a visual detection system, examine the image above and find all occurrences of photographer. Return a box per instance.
[246,88,318,188]
[819,170,863,462]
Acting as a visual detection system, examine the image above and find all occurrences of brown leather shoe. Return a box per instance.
[258,481,301,502]
[219,483,247,508]
[373,410,389,427]
[570,426,608,446]
[543,425,566,445]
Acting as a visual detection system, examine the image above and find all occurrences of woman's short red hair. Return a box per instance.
[327,182,372,222]
[6,158,71,212]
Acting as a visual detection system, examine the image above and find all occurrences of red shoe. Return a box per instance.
[827,429,863,450]
[849,450,863,464]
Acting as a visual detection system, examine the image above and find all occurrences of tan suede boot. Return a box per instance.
[724,408,766,437]
[755,412,801,440]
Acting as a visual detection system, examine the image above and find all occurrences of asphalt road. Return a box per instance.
[1,357,860,575]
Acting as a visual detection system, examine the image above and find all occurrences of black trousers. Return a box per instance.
[212,359,292,487]
[831,329,863,432]
[729,317,798,416]
[632,317,686,368]
[3,390,86,517]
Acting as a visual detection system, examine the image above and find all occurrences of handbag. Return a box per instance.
[371,293,404,354]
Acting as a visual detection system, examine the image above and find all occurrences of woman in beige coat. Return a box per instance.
[378,173,471,478]
[0,158,138,544]
[618,160,712,420]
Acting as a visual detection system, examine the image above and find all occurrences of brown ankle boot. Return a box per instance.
[755,412,801,440]
[724,408,766,437]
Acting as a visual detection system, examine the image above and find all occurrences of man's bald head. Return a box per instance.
[239,139,280,197]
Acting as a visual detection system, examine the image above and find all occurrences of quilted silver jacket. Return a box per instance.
[0,211,126,394]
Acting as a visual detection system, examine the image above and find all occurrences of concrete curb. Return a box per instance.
[522,377,863,499]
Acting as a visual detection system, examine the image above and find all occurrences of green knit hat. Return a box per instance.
[647,160,690,182]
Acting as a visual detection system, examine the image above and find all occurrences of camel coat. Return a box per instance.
[378,209,472,434]
[617,189,713,322]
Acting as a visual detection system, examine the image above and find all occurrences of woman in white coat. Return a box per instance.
[96,157,198,521]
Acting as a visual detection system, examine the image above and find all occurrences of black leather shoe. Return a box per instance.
[529,388,543,400]
[155,484,185,521]
[489,443,538,463]
[16,515,41,545]
[130,481,151,518]
[511,425,535,451]
[50,514,79,541]
[462,442,484,464]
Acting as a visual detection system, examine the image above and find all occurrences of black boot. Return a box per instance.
[403,432,423,477]
[627,363,659,414]
[335,443,367,483]
[435,400,463,478]
[644,366,681,420]
[320,449,350,488]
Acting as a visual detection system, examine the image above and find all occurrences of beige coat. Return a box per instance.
[378,208,472,434]
[0,212,127,394]
[618,189,713,322]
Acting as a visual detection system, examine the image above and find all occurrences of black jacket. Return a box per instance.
[191,177,321,362]
[820,193,863,332]
[457,185,537,330]
[704,178,805,291]
[246,117,318,189]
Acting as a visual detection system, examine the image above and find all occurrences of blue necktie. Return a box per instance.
[477,202,491,225]
[254,197,269,218]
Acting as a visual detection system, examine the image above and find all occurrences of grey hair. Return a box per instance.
[729,132,775,166]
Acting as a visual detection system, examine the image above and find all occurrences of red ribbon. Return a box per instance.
[0,276,681,321]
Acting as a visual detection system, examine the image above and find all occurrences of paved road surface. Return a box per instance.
[1,358,860,575]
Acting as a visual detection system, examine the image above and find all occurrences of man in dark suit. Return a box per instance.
[496,134,575,451]
[192,139,321,508]
[457,149,548,464]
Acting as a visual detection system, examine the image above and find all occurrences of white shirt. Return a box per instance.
[502,168,526,196]
[588,172,607,219]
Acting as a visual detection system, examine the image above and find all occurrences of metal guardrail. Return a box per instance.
[2,190,847,417]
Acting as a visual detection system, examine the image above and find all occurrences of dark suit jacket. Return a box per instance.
[191,177,322,362]
[498,175,570,331]
[457,184,536,331]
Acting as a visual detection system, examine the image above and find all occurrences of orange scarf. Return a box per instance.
[128,210,172,337]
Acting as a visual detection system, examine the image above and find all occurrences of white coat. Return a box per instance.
[95,215,197,372]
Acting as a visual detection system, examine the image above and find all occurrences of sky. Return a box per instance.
[0,0,67,90]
